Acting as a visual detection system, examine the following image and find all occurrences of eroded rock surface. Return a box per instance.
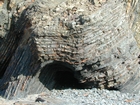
[0,0,140,99]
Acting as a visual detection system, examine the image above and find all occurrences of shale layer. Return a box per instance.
[0,0,140,99]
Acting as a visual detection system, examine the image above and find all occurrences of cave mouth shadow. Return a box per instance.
[39,62,85,90]
[53,70,84,89]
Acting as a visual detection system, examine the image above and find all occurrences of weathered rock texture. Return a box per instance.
[0,0,140,99]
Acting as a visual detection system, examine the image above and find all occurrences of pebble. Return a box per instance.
[8,88,137,105]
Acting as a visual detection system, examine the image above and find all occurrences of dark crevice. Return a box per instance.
[108,87,119,91]
[0,59,10,78]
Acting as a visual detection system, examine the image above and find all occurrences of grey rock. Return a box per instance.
[0,0,140,101]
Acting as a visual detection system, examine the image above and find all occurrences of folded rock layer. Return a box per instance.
[0,0,140,99]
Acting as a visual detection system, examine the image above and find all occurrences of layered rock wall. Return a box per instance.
[0,0,140,99]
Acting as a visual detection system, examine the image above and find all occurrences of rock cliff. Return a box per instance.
[0,0,140,99]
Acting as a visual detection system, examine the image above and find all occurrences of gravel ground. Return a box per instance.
[47,89,140,105]
[0,88,140,105]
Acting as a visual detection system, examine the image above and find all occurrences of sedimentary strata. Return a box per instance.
[0,0,140,99]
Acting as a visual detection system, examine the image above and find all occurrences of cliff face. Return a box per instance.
[134,0,140,46]
[0,0,140,99]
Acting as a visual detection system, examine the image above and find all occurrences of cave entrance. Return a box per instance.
[39,62,84,90]
[54,70,84,89]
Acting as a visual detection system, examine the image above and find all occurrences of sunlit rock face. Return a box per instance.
[0,0,140,99]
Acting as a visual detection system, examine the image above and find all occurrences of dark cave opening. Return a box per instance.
[39,62,119,91]
[53,70,84,89]
[39,62,85,90]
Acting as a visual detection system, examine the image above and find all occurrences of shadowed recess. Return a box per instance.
[39,62,85,90]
